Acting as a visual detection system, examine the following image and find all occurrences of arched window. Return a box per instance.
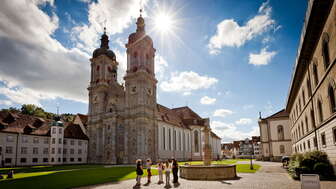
[317,100,323,123]
[322,33,330,69]
[302,90,306,105]
[307,79,312,97]
[280,145,285,154]
[162,127,166,150]
[194,130,199,152]
[311,109,316,129]
[328,85,336,113]
[313,63,319,86]
[277,125,284,140]
[305,116,309,132]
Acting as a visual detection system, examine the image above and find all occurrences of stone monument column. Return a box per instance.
[202,126,212,166]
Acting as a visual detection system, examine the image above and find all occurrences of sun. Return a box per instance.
[154,13,174,34]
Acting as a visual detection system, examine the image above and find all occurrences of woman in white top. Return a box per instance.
[165,160,172,186]
[157,161,164,184]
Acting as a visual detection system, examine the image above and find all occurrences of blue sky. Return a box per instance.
[0,0,307,142]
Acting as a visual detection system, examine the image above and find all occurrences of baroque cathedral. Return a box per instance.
[87,12,221,164]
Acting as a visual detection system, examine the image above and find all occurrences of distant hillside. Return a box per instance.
[1,104,75,122]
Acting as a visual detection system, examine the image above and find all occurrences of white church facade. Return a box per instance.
[87,13,221,164]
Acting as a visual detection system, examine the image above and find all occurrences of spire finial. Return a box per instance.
[100,27,109,49]
[139,0,143,17]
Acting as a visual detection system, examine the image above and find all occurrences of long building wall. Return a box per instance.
[157,121,222,161]
[288,0,336,169]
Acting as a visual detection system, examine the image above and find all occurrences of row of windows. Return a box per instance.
[292,110,315,142]
[5,135,85,146]
[4,157,83,164]
[292,86,335,126]
[295,137,317,153]
[5,135,85,147]
[291,32,335,127]
[52,127,63,134]
[162,127,191,152]
[2,147,83,155]
[295,127,336,153]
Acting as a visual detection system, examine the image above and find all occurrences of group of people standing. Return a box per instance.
[135,158,179,188]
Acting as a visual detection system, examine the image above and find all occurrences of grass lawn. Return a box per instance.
[0,159,260,189]
[0,165,158,189]
[177,160,260,173]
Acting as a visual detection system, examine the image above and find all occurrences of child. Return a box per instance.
[135,159,143,187]
[172,159,179,184]
[146,158,152,184]
[165,160,172,187]
[157,161,164,184]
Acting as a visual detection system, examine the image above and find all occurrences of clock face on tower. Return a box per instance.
[131,86,137,94]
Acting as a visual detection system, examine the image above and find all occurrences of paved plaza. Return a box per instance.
[78,161,335,189]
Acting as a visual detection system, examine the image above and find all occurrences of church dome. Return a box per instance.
[92,28,116,60]
[93,48,116,60]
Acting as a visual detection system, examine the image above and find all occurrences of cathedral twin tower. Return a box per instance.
[87,13,158,164]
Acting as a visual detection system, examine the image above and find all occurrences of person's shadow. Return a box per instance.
[173,182,180,188]
[164,184,172,188]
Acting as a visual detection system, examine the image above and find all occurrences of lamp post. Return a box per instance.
[250,146,254,170]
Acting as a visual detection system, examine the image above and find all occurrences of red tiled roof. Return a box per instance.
[171,106,202,120]
[252,136,260,143]
[0,111,88,140]
[157,104,220,139]
[156,104,188,129]
[262,109,288,120]
[221,143,234,150]
[77,113,88,127]
[64,122,89,140]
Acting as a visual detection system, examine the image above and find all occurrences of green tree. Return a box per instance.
[21,104,38,115]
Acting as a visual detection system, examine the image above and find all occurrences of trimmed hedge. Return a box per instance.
[288,151,335,180]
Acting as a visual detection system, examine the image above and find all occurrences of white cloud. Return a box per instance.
[160,71,218,93]
[183,92,192,96]
[0,0,90,106]
[213,109,233,117]
[155,55,168,80]
[0,85,55,107]
[208,1,276,54]
[235,118,253,125]
[71,0,148,53]
[200,96,216,105]
[211,120,260,142]
[248,47,276,66]
[0,100,13,106]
